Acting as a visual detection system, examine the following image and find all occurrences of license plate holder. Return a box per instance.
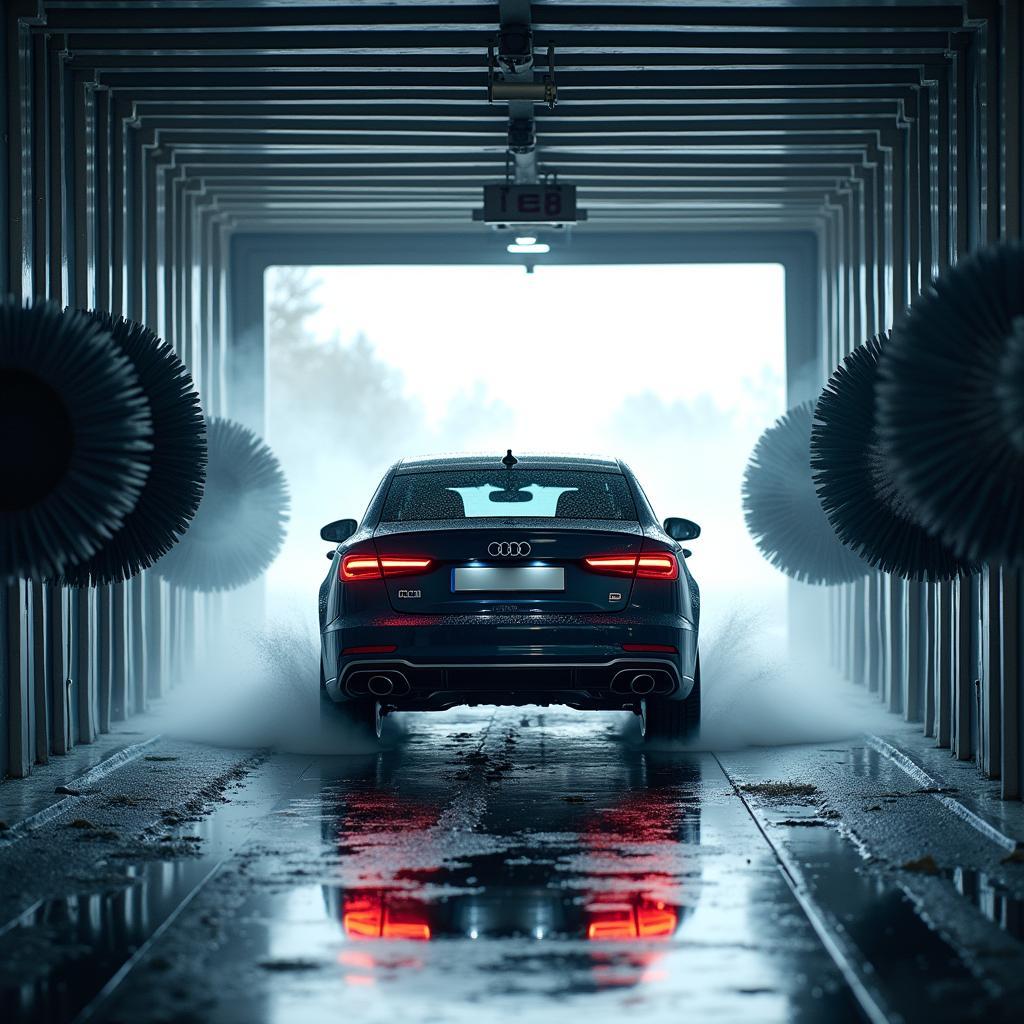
[451,566,565,592]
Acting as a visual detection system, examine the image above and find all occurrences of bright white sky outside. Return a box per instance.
[265,263,787,635]
[305,264,782,435]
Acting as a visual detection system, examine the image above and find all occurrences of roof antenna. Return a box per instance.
[502,449,518,468]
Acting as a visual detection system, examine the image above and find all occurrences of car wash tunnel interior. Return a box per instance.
[1,1,1024,1022]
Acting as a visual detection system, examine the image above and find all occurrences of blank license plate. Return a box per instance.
[452,567,565,592]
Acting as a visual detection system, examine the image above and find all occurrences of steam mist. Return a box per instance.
[679,606,890,750]
[168,263,880,755]
[163,605,884,756]
[163,622,399,755]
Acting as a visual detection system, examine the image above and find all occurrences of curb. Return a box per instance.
[866,734,1021,855]
[1,734,163,843]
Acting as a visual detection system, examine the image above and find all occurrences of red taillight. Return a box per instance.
[342,645,398,656]
[341,554,383,581]
[584,552,678,581]
[380,557,432,577]
[583,555,638,577]
[622,643,677,654]
[340,554,432,582]
[636,553,678,579]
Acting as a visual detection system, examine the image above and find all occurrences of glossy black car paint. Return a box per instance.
[318,454,699,713]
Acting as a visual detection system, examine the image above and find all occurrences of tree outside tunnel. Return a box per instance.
[264,263,787,643]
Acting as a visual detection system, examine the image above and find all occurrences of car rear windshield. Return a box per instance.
[381,470,638,522]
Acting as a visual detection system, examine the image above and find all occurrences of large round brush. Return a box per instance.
[0,300,152,582]
[58,313,207,586]
[156,417,289,591]
[742,401,867,585]
[877,243,1024,565]
[811,334,975,582]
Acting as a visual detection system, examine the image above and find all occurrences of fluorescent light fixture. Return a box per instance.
[515,235,537,245]
[507,242,550,254]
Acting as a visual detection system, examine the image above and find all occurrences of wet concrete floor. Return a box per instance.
[1,708,1022,1023]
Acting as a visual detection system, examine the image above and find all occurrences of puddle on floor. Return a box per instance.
[736,797,993,1023]
[0,757,306,1024]
[4,714,1017,1024]
[950,866,1024,941]
[3,853,218,1023]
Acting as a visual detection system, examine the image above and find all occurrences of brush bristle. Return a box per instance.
[58,313,207,586]
[0,300,152,582]
[878,243,1024,565]
[743,401,867,585]
[811,334,974,582]
[156,417,289,591]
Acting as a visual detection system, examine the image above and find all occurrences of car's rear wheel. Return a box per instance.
[320,666,383,741]
[641,653,701,742]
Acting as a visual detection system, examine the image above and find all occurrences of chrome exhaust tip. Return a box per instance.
[629,673,656,695]
[367,674,395,697]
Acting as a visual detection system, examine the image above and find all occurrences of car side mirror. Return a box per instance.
[664,517,701,541]
[320,518,358,543]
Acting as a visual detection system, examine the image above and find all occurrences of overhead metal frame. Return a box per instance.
[8,1,970,236]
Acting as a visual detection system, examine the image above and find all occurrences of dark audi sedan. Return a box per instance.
[318,452,701,743]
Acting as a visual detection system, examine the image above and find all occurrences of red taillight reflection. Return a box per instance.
[587,910,637,941]
[342,895,431,941]
[341,554,432,582]
[584,553,678,581]
[382,918,431,941]
[586,900,677,941]
[637,905,678,938]
[343,903,383,938]
[622,643,677,654]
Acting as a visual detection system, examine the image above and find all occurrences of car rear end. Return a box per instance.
[320,456,699,714]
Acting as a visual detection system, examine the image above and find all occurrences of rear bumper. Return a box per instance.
[321,614,697,709]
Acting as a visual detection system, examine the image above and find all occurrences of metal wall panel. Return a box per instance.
[823,3,1023,794]
[2,0,229,777]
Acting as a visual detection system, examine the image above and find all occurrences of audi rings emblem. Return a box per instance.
[488,541,531,557]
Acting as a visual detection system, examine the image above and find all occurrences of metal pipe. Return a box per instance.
[367,675,395,697]
[629,673,656,695]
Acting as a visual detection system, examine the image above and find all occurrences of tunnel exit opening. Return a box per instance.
[258,257,788,649]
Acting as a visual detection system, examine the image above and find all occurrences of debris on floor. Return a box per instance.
[902,854,941,875]
[740,780,820,800]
